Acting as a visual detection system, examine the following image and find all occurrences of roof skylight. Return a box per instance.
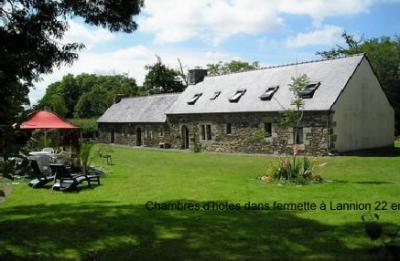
[260,86,279,101]
[210,91,221,100]
[299,82,320,99]
[229,89,246,103]
[187,93,203,105]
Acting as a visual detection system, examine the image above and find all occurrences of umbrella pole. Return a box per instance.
[44,130,47,147]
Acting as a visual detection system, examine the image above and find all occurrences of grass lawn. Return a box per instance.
[1,145,399,260]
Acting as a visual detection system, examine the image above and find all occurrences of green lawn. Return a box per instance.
[1,145,399,260]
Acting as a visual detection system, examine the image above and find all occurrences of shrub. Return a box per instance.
[0,161,15,179]
[69,118,98,139]
[80,142,95,175]
[193,140,202,153]
[192,127,202,153]
[266,156,325,184]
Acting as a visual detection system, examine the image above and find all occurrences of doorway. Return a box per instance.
[136,128,142,146]
[181,125,190,149]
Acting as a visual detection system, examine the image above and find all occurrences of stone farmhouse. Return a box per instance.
[97,54,394,155]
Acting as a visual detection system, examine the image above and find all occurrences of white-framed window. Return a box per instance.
[187,93,202,105]
[229,89,246,103]
[293,127,304,144]
[210,91,221,100]
[260,86,279,101]
[299,82,320,99]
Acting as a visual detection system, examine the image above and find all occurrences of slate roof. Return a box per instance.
[97,93,180,123]
[166,54,365,114]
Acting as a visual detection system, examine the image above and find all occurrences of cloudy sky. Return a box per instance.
[29,0,400,104]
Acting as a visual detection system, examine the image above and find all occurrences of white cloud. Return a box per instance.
[27,0,395,103]
[276,0,374,25]
[140,0,283,44]
[140,0,378,44]
[62,20,115,49]
[286,25,344,48]
[29,46,235,104]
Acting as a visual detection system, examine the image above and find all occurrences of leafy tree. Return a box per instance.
[69,118,97,138]
[206,60,260,76]
[280,74,310,152]
[143,61,185,94]
[0,0,143,158]
[317,32,400,135]
[273,74,311,181]
[39,94,68,117]
[61,74,81,118]
[37,74,139,118]
[74,86,112,118]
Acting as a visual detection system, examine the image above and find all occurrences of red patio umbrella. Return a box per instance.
[20,111,78,146]
[20,111,77,129]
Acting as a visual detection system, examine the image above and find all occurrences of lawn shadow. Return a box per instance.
[24,179,103,193]
[338,147,400,157]
[0,200,393,261]
[333,180,393,185]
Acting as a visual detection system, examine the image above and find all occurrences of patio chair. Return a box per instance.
[98,150,112,165]
[42,147,55,154]
[28,160,55,188]
[50,164,101,191]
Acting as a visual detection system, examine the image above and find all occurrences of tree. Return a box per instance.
[1,0,143,158]
[317,32,400,135]
[74,86,111,118]
[281,74,310,153]
[61,74,82,118]
[206,60,260,76]
[38,73,139,118]
[143,61,185,94]
[0,81,31,160]
[39,94,68,117]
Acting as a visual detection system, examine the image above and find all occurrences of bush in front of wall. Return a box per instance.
[262,156,326,185]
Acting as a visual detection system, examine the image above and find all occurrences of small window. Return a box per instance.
[229,89,246,103]
[210,91,221,100]
[206,125,212,140]
[299,82,320,99]
[187,93,203,105]
[160,127,164,137]
[200,125,206,140]
[293,127,304,144]
[264,123,272,137]
[260,86,279,101]
[226,123,232,134]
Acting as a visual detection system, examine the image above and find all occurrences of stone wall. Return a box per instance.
[98,123,171,148]
[98,111,332,155]
[167,111,331,155]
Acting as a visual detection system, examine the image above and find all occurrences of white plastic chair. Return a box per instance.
[42,147,55,154]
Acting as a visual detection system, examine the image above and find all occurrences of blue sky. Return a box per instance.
[30,0,400,103]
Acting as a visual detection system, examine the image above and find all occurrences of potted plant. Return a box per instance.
[80,142,94,175]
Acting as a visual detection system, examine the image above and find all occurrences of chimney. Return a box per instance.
[188,67,207,85]
[114,94,125,103]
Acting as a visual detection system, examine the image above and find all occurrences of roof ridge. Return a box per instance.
[122,92,182,100]
[206,53,365,78]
